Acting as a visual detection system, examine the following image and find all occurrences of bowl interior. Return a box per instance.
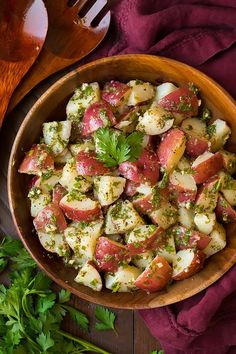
[8,54,236,309]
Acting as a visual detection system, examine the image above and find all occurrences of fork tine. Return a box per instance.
[80,0,108,26]
[72,0,89,12]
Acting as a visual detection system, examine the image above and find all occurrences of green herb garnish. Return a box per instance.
[94,128,144,167]
[95,306,117,334]
[201,108,212,122]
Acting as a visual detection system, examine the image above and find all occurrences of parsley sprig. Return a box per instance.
[94,128,144,167]
[95,306,117,334]
[0,236,110,354]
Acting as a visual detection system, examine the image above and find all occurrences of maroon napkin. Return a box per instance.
[82,1,236,352]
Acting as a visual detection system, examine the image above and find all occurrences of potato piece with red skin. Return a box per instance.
[18,144,54,175]
[59,193,101,222]
[115,107,140,133]
[134,255,172,293]
[169,170,197,203]
[171,225,211,251]
[76,151,111,176]
[95,236,128,272]
[195,175,221,213]
[124,180,140,197]
[149,202,178,229]
[157,128,186,172]
[186,136,209,158]
[102,80,131,107]
[172,249,206,280]
[33,204,67,233]
[126,225,165,256]
[192,151,223,184]
[158,86,198,116]
[132,186,169,215]
[119,149,159,185]
[82,101,116,137]
[215,194,236,223]
[52,184,67,205]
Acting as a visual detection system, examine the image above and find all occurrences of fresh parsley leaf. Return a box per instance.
[0,236,21,257]
[36,293,56,314]
[95,128,144,167]
[11,248,36,271]
[95,306,117,333]
[36,332,54,351]
[59,289,71,303]
[0,258,7,273]
[62,305,89,331]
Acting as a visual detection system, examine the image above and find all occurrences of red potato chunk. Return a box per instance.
[124,180,140,197]
[158,86,198,116]
[82,101,116,137]
[169,170,197,204]
[95,236,128,272]
[134,255,172,293]
[219,150,236,175]
[76,151,111,176]
[18,144,54,175]
[102,80,131,107]
[172,249,206,280]
[171,226,211,251]
[215,194,236,223]
[59,193,101,222]
[195,175,221,213]
[132,186,168,215]
[52,184,67,205]
[157,128,186,172]
[33,204,67,233]
[119,149,159,185]
[114,107,140,133]
[192,151,223,184]
[126,225,165,256]
[186,136,209,158]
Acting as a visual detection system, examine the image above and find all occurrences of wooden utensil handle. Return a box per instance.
[7,49,69,113]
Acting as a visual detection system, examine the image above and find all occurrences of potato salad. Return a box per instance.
[19,79,236,293]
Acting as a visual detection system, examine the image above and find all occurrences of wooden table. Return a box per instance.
[0,66,161,354]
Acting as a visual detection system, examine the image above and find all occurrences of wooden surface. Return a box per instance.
[7,0,111,112]
[0,0,48,126]
[0,58,160,354]
[8,54,236,310]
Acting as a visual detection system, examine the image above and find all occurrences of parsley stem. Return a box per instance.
[57,329,111,354]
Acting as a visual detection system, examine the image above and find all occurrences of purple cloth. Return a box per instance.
[83,1,236,352]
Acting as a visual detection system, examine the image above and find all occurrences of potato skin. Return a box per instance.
[172,249,206,280]
[134,255,172,293]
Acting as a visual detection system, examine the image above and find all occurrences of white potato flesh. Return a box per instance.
[156,234,176,263]
[150,202,178,229]
[59,159,92,192]
[136,104,174,135]
[64,219,103,265]
[181,118,207,137]
[104,200,144,234]
[43,121,71,155]
[136,184,153,195]
[38,231,69,257]
[132,251,154,270]
[66,82,100,122]
[221,181,236,206]
[170,171,197,192]
[37,170,62,193]
[94,176,126,206]
[191,151,214,168]
[54,148,72,164]
[172,249,195,278]
[203,222,226,257]
[105,265,141,292]
[127,81,155,106]
[177,157,191,170]
[210,119,231,152]
[178,207,194,229]
[155,82,178,102]
[28,188,51,217]
[75,263,102,291]
[194,213,216,235]
[69,140,95,156]
[126,225,157,245]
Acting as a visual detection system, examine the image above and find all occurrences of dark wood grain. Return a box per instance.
[0,0,48,126]
[7,0,111,112]
[0,56,161,353]
[7,54,236,310]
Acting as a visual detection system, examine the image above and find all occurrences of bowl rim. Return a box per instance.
[8,54,236,309]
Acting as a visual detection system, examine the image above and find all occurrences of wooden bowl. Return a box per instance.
[8,54,236,309]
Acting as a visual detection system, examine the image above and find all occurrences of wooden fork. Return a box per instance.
[8,0,111,112]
